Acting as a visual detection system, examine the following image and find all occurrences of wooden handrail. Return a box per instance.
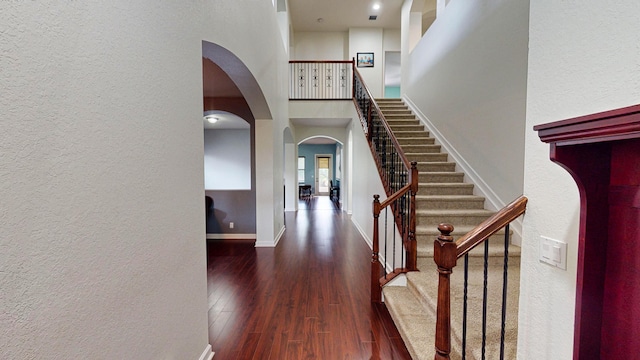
[353,67,412,171]
[379,184,412,209]
[433,195,528,359]
[455,195,528,258]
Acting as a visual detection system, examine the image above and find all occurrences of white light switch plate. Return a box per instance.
[539,236,567,270]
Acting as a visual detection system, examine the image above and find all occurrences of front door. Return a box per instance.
[315,156,331,196]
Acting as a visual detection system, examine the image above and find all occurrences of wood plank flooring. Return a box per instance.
[207,196,412,359]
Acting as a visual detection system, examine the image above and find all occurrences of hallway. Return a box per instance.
[207,196,412,359]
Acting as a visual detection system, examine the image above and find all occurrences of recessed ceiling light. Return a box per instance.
[204,115,218,124]
[372,3,381,10]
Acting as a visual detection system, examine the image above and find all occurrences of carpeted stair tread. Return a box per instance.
[416,211,496,229]
[402,144,442,151]
[393,131,432,138]
[418,171,465,183]
[397,137,435,145]
[407,153,449,162]
[415,194,486,209]
[402,264,519,359]
[418,183,475,195]
[416,239,521,260]
[383,286,448,360]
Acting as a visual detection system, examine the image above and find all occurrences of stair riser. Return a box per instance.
[386,119,420,126]
[414,163,456,172]
[388,125,424,132]
[381,110,412,115]
[393,131,431,138]
[418,184,474,195]
[416,214,493,227]
[419,173,464,183]
[415,231,509,246]
[401,145,442,153]
[397,137,435,145]
[378,107,408,112]
[410,155,449,163]
[417,254,519,267]
[415,198,485,210]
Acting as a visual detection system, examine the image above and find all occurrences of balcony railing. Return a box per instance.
[289,61,353,100]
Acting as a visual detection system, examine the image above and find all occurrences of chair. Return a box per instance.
[330,180,340,201]
[205,196,214,218]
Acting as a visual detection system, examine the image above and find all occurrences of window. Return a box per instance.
[298,156,305,183]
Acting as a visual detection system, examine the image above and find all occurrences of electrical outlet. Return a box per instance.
[229,222,234,229]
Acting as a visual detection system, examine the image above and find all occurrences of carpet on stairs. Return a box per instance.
[376,98,520,359]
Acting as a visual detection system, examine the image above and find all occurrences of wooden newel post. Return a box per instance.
[434,223,457,360]
[371,194,382,303]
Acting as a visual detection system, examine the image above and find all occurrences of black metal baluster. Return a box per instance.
[462,253,469,360]
[482,240,489,360]
[392,202,396,270]
[384,207,388,278]
[500,224,510,360]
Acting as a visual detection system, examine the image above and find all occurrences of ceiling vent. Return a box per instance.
[369,15,377,20]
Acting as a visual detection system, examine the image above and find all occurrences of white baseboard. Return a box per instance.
[403,96,523,245]
[255,225,286,247]
[350,217,395,274]
[199,345,214,360]
[351,217,372,249]
[274,225,285,247]
[206,233,256,240]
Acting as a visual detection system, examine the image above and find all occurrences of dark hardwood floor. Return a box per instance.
[207,196,412,359]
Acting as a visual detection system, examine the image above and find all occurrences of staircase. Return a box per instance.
[375,99,520,360]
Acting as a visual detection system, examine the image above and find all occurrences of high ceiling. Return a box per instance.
[288,0,404,32]
[202,0,416,135]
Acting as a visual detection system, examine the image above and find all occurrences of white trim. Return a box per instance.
[206,233,256,240]
[403,96,524,245]
[350,217,394,274]
[199,345,214,360]
[351,217,372,248]
[255,225,286,247]
[384,273,407,287]
[274,225,285,246]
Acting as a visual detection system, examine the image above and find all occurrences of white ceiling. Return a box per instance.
[288,0,404,32]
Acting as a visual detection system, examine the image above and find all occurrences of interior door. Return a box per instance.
[315,156,331,196]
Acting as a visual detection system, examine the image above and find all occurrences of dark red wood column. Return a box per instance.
[535,104,640,360]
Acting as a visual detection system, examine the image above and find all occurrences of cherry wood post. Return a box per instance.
[434,223,457,360]
[371,195,382,303]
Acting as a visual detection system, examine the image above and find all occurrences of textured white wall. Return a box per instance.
[519,1,640,358]
[349,112,385,241]
[293,31,349,60]
[0,0,288,359]
[350,28,385,98]
[403,0,529,209]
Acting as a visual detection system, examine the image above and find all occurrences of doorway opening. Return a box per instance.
[315,155,332,195]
